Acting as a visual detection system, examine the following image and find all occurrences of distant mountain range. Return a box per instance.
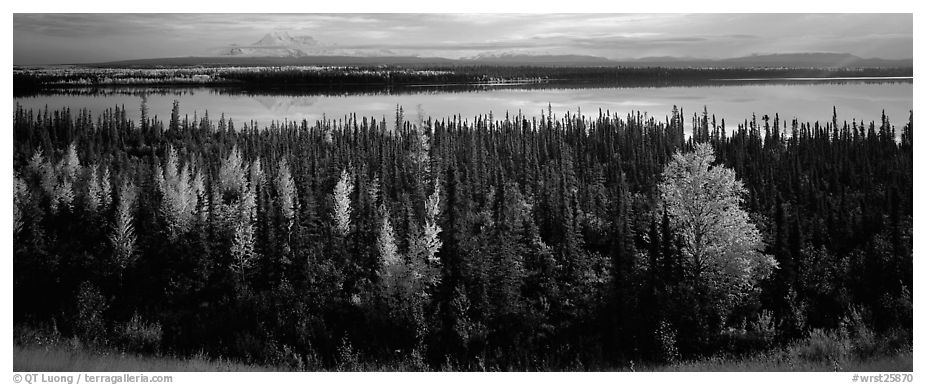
[658,53,913,68]
[91,32,912,68]
[94,52,912,69]
[461,52,614,65]
[209,31,398,58]
[455,52,912,68]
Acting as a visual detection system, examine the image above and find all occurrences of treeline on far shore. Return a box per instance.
[14,65,914,95]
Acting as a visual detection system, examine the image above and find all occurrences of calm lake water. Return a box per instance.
[15,80,913,132]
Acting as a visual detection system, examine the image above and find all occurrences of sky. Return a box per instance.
[13,13,914,65]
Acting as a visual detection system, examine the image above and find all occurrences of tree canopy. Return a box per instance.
[12,101,912,369]
[659,143,778,317]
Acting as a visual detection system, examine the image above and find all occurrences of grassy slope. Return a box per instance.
[656,350,912,372]
[15,343,912,372]
[14,345,276,372]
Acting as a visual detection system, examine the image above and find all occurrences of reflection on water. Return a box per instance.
[251,96,319,116]
[14,79,913,131]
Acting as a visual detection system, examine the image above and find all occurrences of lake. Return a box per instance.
[14,79,913,133]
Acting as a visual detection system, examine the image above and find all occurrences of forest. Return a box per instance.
[15,77,914,101]
[14,65,913,96]
[12,102,913,370]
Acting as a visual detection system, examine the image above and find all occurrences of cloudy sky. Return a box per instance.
[13,13,913,64]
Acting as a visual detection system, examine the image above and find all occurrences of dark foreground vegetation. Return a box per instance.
[13,101,912,370]
[14,324,911,371]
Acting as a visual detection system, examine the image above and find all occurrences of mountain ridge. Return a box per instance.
[90,52,912,69]
[74,31,909,68]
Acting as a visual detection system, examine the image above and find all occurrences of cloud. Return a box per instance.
[13,13,913,65]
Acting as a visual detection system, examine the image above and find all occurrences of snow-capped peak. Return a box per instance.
[254,31,319,48]
[212,31,329,57]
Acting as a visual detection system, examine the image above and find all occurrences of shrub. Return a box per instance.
[336,335,361,371]
[75,282,108,346]
[720,310,779,354]
[655,320,680,364]
[839,306,878,358]
[115,312,162,354]
[791,328,850,363]
[751,310,779,347]
[14,322,62,347]
[405,348,428,371]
